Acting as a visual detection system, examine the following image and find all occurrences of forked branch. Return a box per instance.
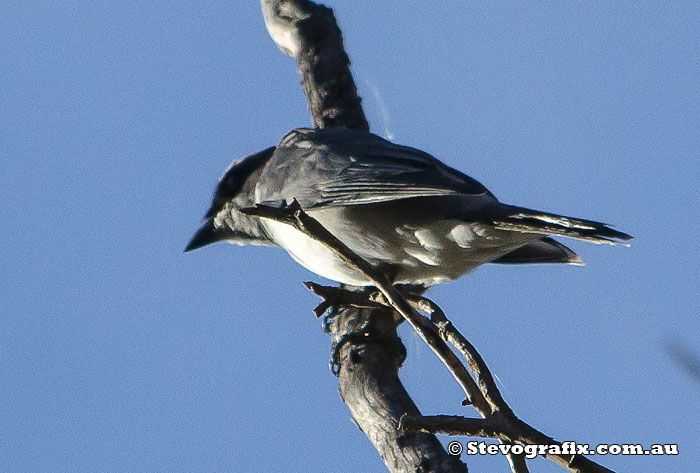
[257,2,615,472]
[242,201,487,414]
[259,2,465,470]
[243,201,616,473]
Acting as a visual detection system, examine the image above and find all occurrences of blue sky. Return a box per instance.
[1,2,698,472]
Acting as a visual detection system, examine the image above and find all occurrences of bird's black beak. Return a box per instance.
[184,218,226,252]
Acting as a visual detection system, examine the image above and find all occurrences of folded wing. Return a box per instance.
[259,128,493,208]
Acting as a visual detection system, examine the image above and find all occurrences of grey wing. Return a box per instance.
[262,129,493,208]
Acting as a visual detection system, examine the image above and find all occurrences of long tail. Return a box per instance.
[486,204,633,245]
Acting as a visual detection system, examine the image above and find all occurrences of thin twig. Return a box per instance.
[405,296,525,472]
[242,200,490,415]
[259,205,618,473]
[401,415,615,473]
[259,2,469,471]
[259,2,472,471]
[408,296,513,417]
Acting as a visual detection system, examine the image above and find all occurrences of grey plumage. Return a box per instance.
[257,128,490,208]
[186,128,631,286]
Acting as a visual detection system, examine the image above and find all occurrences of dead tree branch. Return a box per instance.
[243,202,617,473]
[260,0,369,130]
[243,201,485,414]
[400,416,614,473]
[258,2,465,471]
[256,2,616,473]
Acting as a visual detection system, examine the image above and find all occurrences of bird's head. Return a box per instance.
[185,147,275,252]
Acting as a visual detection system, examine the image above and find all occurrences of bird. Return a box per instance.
[185,128,631,287]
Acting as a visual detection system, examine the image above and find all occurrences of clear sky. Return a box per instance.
[2,2,698,472]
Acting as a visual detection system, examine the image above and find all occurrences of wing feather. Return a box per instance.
[261,129,491,208]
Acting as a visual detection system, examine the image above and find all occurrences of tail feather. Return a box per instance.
[492,237,585,265]
[489,205,633,245]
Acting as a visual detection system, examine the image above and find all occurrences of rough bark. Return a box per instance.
[332,307,467,472]
[259,1,466,471]
[261,0,369,131]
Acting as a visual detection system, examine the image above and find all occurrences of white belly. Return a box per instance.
[263,218,371,285]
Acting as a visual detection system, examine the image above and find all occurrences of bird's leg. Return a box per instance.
[303,282,384,317]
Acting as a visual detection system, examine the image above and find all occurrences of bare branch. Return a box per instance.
[331,307,468,472]
[400,415,498,438]
[258,5,466,470]
[406,296,525,473]
[402,415,616,473]
[409,296,512,417]
[260,0,369,130]
[243,201,488,414]
[256,3,617,473]
[248,202,617,473]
